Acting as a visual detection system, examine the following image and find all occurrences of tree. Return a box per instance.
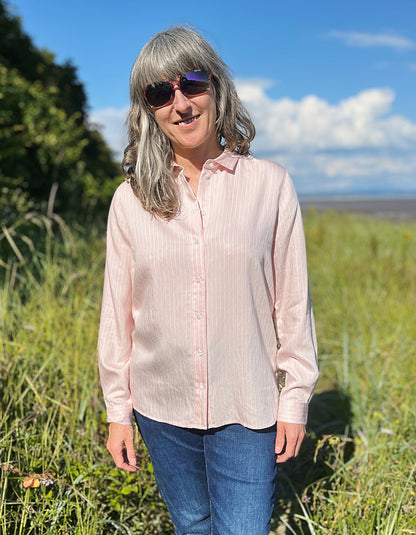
[0,0,121,218]
[0,1,87,120]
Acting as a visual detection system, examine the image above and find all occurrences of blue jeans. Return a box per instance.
[134,411,277,535]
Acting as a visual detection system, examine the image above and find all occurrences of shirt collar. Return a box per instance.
[172,150,241,175]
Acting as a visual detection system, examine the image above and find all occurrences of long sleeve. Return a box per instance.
[273,171,319,425]
[98,186,135,425]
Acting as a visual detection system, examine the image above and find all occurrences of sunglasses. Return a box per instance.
[144,69,211,109]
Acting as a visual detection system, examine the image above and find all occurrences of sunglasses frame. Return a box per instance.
[144,70,212,110]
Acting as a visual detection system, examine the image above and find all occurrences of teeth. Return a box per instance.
[178,116,197,126]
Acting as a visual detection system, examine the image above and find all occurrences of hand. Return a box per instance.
[107,422,137,472]
[275,421,306,464]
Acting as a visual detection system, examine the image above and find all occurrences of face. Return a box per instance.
[151,76,219,160]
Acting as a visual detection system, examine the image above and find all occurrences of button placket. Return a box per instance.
[190,195,208,427]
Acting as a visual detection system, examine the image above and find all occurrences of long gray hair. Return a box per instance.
[122,26,255,220]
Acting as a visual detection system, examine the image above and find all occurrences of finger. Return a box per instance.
[118,461,137,472]
[111,449,137,472]
[276,452,290,464]
[107,439,137,472]
[293,430,305,457]
[276,428,306,463]
[276,440,297,463]
[125,439,138,469]
[122,459,138,472]
[275,426,286,455]
[277,439,297,463]
[106,438,123,467]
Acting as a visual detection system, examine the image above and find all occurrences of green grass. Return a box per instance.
[1,211,415,534]
[0,230,171,534]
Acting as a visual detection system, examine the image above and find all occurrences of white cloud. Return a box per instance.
[237,81,416,151]
[328,31,415,50]
[88,106,129,160]
[312,154,416,178]
[236,79,416,194]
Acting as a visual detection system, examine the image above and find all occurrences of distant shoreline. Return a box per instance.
[299,197,416,219]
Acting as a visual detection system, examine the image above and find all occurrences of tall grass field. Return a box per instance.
[1,210,415,534]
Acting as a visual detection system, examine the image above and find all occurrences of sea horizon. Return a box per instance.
[299,192,416,219]
[298,190,416,201]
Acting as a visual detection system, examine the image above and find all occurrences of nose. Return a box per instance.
[172,86,192,112]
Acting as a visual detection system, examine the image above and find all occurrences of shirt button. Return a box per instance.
[200,210,206,216]
[196,350,203,357]
[195,276,201,283]
[196,313,202,319]
[199,383,204,390]
[194,238,200,245]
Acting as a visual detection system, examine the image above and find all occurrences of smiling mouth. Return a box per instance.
[175,115,200,126]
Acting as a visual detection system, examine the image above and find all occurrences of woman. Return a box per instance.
[98,26,319,535]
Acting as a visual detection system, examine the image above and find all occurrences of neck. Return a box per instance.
[173,143,223,177]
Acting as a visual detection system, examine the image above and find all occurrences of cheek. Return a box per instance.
[154,110,171,135]
[207,96,218,124]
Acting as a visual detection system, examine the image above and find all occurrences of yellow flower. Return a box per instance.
[23,477,41,488]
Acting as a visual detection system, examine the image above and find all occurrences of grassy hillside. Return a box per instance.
[1,211,415,534]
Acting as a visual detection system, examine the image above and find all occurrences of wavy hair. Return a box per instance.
[122,26,255,220]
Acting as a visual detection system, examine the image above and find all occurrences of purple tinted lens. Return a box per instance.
[180,70,210,95]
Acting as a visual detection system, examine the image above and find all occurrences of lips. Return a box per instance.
[175,115,200,126]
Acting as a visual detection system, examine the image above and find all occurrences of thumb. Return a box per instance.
[275,424,286,454]
[126,440,137,467]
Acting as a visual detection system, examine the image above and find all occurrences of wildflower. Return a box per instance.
[23,477,41,488]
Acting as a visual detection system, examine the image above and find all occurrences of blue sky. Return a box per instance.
[10,0,416,196]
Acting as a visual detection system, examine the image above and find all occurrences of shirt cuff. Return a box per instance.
[276,400,309,425]
[105,402,133,426]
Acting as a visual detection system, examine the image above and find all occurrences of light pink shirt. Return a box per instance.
[98,152,318,429]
